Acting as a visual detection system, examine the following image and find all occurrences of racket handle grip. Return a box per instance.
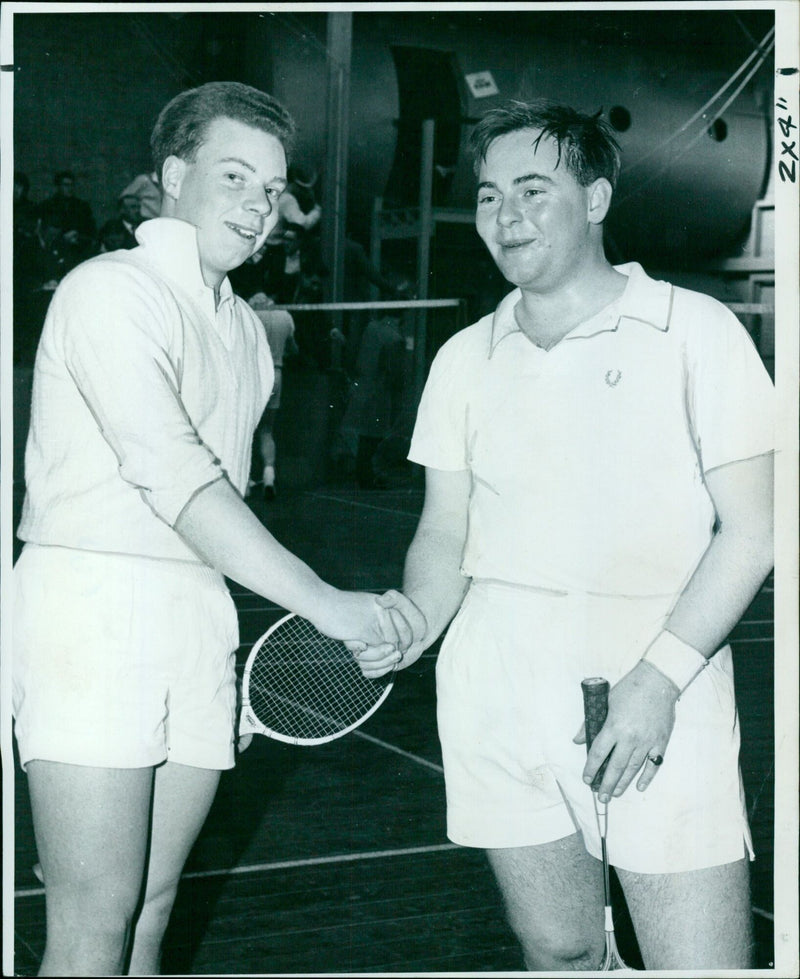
[581,677,610,791]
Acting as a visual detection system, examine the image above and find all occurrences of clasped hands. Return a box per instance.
[237,589,425,753]
[574,659,680,802]
[344,589,427,679]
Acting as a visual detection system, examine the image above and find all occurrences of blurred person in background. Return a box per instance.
[98,194,142,252]
[37,169,97,271]
[246,292,299,500]
[120,170,162,221]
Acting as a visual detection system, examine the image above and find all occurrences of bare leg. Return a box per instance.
[617,857,754,970]
[258,408,277,481]
[487,832,606,971]
[126,762,221,976]
[27,761,154,977]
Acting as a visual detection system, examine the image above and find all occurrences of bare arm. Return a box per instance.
[404,466,472,651]
[173,476,420,651]
[279,192,321,230]
[355,467,471,680]
[583,452,774,801]
[659,453,774,651]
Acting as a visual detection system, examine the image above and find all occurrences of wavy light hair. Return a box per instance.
[151,81,296,178]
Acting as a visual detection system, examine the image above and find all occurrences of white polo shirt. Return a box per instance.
[19,218,274,561]
[408,262,774,597]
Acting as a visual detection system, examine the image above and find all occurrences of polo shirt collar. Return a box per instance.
[134,218,235,320]
[613,261,673,334]
[488,288,524,355]
[488,261,672,357]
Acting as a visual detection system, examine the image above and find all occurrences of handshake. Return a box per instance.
[315,587,428,679]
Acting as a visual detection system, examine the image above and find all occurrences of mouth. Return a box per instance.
[498,238,534,252]
[225,222,261,242]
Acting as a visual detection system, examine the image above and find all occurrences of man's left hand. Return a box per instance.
[573,659,680,802]
[346,590,427,678]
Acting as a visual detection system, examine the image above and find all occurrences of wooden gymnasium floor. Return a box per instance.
[10,473,777,976]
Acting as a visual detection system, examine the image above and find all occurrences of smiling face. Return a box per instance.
[475,128,610,294]
[161,116,287,290]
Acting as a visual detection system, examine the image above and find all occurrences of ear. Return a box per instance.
[160,156,186,203]
[587,178,613,226]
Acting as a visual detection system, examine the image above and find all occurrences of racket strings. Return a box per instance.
[245,616,392,741]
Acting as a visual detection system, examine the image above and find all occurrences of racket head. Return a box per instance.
[240,612,395,746]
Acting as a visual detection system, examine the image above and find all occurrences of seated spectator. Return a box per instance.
[119,171,162,221]
[14,172,39,249]
[37,170,97,271]
[14,216,71,370]
[99,194,141,252]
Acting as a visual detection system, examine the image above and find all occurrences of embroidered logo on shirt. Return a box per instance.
[605,369,622,387]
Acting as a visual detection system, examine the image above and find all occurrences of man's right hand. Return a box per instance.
[344,590,429,678]
[575,659,679,802]
[311,587,426,667]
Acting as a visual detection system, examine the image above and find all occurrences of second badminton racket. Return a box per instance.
[582,676,634,972]
[239,612,396,746]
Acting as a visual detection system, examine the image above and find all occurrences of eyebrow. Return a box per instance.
[219,156,256,172]
[477,172,555,191]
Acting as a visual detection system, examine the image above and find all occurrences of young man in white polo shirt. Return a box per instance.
[12,82,424,977]
[357,100,774,970]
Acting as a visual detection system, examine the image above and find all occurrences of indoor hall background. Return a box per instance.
[4,3,793,976]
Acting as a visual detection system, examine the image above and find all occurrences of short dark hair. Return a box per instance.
[469,99,621,188]
[150,81,296,178]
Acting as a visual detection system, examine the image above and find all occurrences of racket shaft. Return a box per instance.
[582,677,610,791]
[582,678,631,971]
[239,702,266,737]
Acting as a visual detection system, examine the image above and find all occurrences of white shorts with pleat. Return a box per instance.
[13,543,240,772]
[436,579,753,874]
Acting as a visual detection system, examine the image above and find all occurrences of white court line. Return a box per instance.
[14,844,459,897]
[14,718,447,899]
[12,867,778,923]
[353,730,444,774]
[184,842,459,880]
[307,490,422,520]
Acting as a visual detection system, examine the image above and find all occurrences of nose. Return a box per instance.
[245,186,273,217]
[496,195,522,227]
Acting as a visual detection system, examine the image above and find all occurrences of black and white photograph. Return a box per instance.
[1,2,797,976]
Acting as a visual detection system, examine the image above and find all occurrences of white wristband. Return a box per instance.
[641,630,708,694]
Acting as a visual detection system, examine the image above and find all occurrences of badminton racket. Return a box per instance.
[239,612,396,746]
[582,676,634,972]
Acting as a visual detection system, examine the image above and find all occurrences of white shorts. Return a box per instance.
[265,366,283,411]
[436,580,754,874]
[12,544,240,771]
